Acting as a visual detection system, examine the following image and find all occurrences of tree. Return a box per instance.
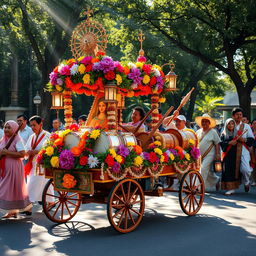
[100,0,256,118]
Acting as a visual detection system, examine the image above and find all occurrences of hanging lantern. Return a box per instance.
[214,160,222,173]
[162,63,177,91]
[104,82,117,102]
[51,92,64,109]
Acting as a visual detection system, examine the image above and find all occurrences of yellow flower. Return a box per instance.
[153,64,161,71]
[188,139,195,145]
[115,74,122,85]
[109,149,117,157]
[78,56,85,62]
[45,146,54,156]
[83,74,90,84]
[160,155,165,163]
[136,62,143,69]
[50,156,59,168]
[59,129,71,138]
[185,153,191,161]
[115,155,123,163]
[154,141,161,146]
[159,97,166,103]
[154,148,163,155]
[134,156,143,166]
[143,75,150,84]
[78,64,86,74]
[89,129,101,140]
[56,85,63,92]
[127,142,135,147]
[169,153,175,161]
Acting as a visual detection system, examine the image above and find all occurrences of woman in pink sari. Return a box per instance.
[0,120,31,218]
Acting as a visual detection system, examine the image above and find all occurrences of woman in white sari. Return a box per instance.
[196,114,221,191]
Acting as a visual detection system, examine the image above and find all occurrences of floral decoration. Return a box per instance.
[46,51,167,97]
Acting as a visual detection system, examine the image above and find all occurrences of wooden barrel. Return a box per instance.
[165,128,198,148]
[154,132,179,148]
[119,132,137,146]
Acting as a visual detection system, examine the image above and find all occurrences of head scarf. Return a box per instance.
[0,120,22,149]
[221,118,236,139]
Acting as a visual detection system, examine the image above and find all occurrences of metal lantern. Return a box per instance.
[51,92,64,109]
[214,160,222,173]
[104,82,117,102]
[162,63,177,91]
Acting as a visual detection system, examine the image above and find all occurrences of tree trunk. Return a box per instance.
[237,87,252,120]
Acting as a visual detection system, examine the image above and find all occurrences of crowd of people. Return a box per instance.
[0,106,255,219]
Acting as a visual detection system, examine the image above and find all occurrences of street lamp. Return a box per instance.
[33,91,41,115]
[104,81,117,102]
[162,63,177,91]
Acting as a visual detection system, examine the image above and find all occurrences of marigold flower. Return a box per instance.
[185,153,191,161]
[127,142,135,147]
[83,74,90,84]
[50,156,59,168]
[115,155,123,163]
[134,145,142,155]
[188,139,195,145]
[54,137,64,146]
[169,153,175,161]
[78,64,86,74]
[89,129,101,139]
[115,74,122,85]
[160,155,165,163]
[143,75,150,84]
[45,146,54,156]
[71,146,82,156]
[159,97,166,103]
[154,141,161,146]
[154,148,163,155]
[134,155,143,166]
[109,148,117,157]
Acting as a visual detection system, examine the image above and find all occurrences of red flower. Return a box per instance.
[104,71,116,80]
[149,152,158,163]
[142,64,152,75]
[105,154,115,167]
[50,133,59,140]
[149,76,157,86]
[96,51,105,57]
[69,123,79,131]
[163,152,169,162]
[36,153,43,164]
[79,156,88,166]
[85,64,93,72]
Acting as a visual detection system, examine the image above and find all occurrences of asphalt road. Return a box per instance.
[1,187,255,256]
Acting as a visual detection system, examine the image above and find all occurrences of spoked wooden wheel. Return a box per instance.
[107,179,145,233]
[42,179,82,223]
[179,170,205,216]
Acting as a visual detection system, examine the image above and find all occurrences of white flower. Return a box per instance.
[131,83,138,89]
[152,68,160,77]
[70,64,79,75]
[128,62,136,68]
[88,155,99,168]
[58,64,65,73]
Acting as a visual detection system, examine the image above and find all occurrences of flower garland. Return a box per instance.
[46,51,167,97]
[38,129,201,181]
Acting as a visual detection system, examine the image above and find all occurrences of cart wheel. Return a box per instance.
[107,179,145,233]
[42,179,82,223]
[179,170,205,216]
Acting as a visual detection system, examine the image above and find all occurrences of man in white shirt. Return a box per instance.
[232,107,254,192]
[163,114,187,131]
[17,114,33,145]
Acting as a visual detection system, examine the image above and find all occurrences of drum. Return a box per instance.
[93,131,122,153]
[154,132,179,148]
[64,132,80,149]
[165,128,198,148]
[119,132,137,146]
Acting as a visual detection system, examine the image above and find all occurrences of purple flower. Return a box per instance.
[142,152,150,160]
[128,68,143,84]
[169,149,178,156]
[93,57,115,73]
[49,72,58,85]
[190,147,200,159]
[156,76,164,89]
[56,78,63,86]
[80,56,92,65]
[59,150,74,170]
[112,162,121,173]
[117,145,129,157]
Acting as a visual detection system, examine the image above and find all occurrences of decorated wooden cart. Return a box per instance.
[38,10,205,233]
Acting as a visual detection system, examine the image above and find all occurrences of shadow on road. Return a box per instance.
[51,211,256,256]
